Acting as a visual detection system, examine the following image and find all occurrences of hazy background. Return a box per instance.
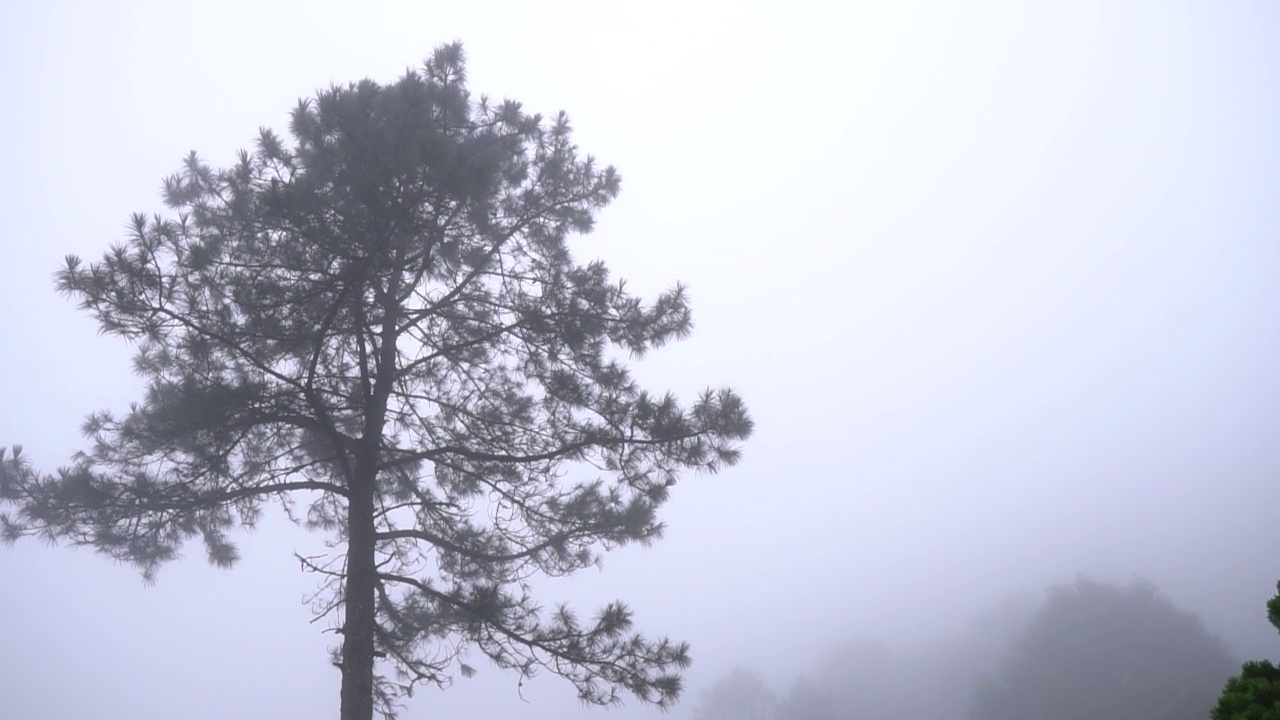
[2,1,1279,718]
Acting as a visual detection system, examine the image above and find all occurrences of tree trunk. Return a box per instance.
[343,283,400,720]
[339,468,378,720]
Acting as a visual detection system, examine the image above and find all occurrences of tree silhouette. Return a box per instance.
[0,42,752,720]
[970,578,1236,720]
[777,676,838,720]
[694,667,778,720]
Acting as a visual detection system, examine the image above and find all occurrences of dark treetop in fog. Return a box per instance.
[0,43,752,720]
[972,578,1236,720]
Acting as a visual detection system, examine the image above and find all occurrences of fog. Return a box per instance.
[2,2,1279,718]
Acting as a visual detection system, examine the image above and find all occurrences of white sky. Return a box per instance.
[3,2,1279,718]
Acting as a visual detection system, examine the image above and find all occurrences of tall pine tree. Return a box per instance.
[0,43,752,720]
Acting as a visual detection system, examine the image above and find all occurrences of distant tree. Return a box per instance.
[0,43,752,720]
[812,636,896,719]
[1211,581,1280,719]
[970,577,1236,720]
[777,676,838,720]
[695,667,778,720]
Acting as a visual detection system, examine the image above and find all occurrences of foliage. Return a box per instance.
[776,676,838,720]
[0,42,752,720]
[1214,661,1280,720]
[1211,581,1280,720]
[694,667,778,720]
[969,577,1236,720]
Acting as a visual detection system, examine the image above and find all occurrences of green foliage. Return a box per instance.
[1267,581,1280,634]
[1211,582,1280,720]
[970,578,1236,720]
[1213,661,1280,720]
[0,42,752,720]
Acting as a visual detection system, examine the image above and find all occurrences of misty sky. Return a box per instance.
[3,2,1279,718]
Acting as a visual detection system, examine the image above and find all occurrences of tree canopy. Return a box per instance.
[0,42,752,720]
[776,676,839,720]
[1212,581,1280,720]
[694,667,779,720]
[970,577,1237,720]
[691,668,839,720]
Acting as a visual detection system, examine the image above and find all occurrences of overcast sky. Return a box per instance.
[3,2,1280,718]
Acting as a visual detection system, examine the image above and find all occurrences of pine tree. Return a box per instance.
[0,42,752,720]
[1212,581,1280,720]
